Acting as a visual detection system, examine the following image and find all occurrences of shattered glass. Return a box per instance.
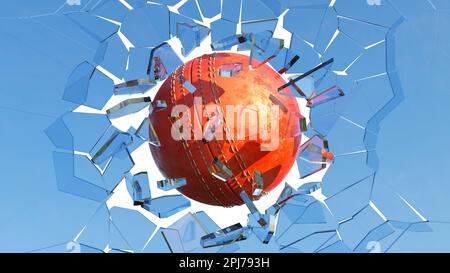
[4,0,450,253]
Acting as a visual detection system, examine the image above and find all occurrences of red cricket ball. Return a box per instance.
[150,52,301,207]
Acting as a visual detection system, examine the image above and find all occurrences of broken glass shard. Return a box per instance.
[209,157,233,182]
[125,172,151,205]
[252,214,276,244]
[157,178,187,191]
[285,112,306,137]
[114,79,156,95]
[297,135,334,179]
[151,100,168,113]
[211,34,247,51]
[278,55,300,74]
[136,117,161,147]
[278,58,334,95]
[178,75,196,93]
[176,21,210,56]
[203,113,222,141]
[252,170,264,197]
[141,195,191,218]
[266,183,294,216]
[148,43,183,81]
[239,190,267,226]
[106,97,151,119]
[298,182,322,195]
[62,61,95,105]
[91,132,133,165]
[307,85,345,108]
[200,223,247,248]
[218,63,242,77]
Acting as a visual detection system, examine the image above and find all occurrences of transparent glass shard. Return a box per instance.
[106,97,151,119]
[265,183,294,215]
[45,117,74,151]
[197,0,221,18]
[84,69,114,110]
[203,112,222,141]
[307,85,345,108]
[178,75,197,94]
[252,214,276,244]
[53,151,109,202]
[285,112,306,138]
[157,178,187,191]
[62,61,95,105]
[297,135,334,179]
[200,224,247,248]
[176,21,210,56]
[148,43,183,81]
[102,148,135,192]
[239,190,267,226]
[300,135,334,164]
[151,100,168,114]
[109,207,157,253]
[209,157,233,182]
[210,20,238,50]
[298,182,322,195]
[136,117,161,147]
[278,55,300,74]
[252,170,264,197]
[125,172,151,205]
[141,195,191,218]
[218,62,243,77]
[114,79,156,95]
[211,34,247,51]
[91,132,133,165]
[278,58,334,95]
[178,0,202,21]
[221,0,241,23]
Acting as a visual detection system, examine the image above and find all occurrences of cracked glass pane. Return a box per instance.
[4,0,450,254]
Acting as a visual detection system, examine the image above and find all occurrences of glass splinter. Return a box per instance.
[209,157,233,181]
[278,55,300,74]
[157,178,187,191]
[203,113,222,141]
[114,79,155,95]
[278,58,334,93]
[136,117,161,147]
[218,63,242,77]
[200,223,247,248]
[151,56,168,81]
[297,135,334,179]
[211,34,247,51]
[300,137,334,164]
[252,170,264,197]
[91,132,132,164]
[240,190,267,226]
[307,85,345,107]
[150,100,167,115]
[178,75,196,93]
[125,171,151,205]
[106,97,152,119]
[254,39,284,69]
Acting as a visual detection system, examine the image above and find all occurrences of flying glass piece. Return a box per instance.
[157,178,187,191]
[218,63,243,77]
[106,97,152,119]
[307,85,345,108]
[252,170,264,197]
[200,223,248,248]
